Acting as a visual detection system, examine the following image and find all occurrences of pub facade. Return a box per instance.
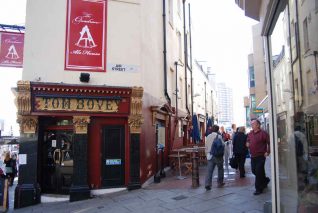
[14,0,194,208]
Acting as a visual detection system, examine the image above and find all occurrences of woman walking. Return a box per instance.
[4,152,15,186]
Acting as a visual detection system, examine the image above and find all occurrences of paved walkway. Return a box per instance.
[9,158,272,213]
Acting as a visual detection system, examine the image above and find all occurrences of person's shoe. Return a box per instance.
[240,175,245,178]
[264,177,270,188]
[205,186,211,191]
[253,190,262,195]
[217,182,225,187]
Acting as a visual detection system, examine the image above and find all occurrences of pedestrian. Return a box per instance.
[232,126,248,178]
[205,125,225,190]
[231,123,237,140]
[220,126,230,171]
[247,119,270,195]
[4,152,14,186]
[224,131,231,173]
[11,153,18,184]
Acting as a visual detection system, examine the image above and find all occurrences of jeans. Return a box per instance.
[205,156,224,187]
[251,156,268,191]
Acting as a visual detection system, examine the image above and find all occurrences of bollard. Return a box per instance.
[191,151,200,188]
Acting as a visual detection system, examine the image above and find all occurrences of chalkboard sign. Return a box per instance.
[0,178,8,211]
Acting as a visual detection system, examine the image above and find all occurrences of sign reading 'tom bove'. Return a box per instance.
[35,96,121,113]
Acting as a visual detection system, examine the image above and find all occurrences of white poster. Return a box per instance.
[19,154,27,165]
[52,140,57,147]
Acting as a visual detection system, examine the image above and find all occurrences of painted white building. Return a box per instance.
[15,0,197,207]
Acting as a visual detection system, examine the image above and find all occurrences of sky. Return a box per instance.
[0,0,257,135]
[190,0,257,126]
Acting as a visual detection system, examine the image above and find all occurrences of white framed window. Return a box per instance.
[177,0,182,17]
[177,31,182,61]
[303,18,309,52]
[168,0,174,27]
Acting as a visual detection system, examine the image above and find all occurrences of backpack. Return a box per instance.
[210,134,224,157]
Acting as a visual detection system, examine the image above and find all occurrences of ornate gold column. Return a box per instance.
[128,87,144,133]
[16,80,32,116]
[70,115,91,201]
[73,116,90,134]
[16,81,38,134]
[14,81,41,208]
[128,87,143,190]
[17,115,38,134]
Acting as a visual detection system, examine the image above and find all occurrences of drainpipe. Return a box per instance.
[175,62,179,119]
[163,0,171,104]
[287,4,297,117]
[188,3,194,116]
[204,82,207,116]
[314,51,318,85]
[183,0,190,115]
[211,90,214,120]
[295,0,304,107]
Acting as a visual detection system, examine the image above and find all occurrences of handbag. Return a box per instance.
[229,155,238,169]
[5,166,13,174]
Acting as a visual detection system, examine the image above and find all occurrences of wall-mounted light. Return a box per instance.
[193,93,201,98]
[80,73,90,83]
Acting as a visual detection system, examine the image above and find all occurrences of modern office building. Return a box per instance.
[217,83,233,126]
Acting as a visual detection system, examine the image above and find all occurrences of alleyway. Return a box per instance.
[9,158,271,213]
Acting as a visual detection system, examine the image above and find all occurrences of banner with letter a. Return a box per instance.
[65,0,107,72]
[0,32,24,68]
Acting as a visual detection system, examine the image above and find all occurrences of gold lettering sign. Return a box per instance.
[35,97,121,113]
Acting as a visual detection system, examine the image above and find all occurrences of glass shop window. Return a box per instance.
[269,1,318,212]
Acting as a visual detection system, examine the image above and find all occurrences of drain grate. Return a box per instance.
[172,195,188,201]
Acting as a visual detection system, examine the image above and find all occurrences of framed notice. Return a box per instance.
[0,32,24,68]
[19,154,27,165]
[158,126,166,147]
[65,0,107,72]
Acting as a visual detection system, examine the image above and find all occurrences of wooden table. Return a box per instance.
[169,151,187,179]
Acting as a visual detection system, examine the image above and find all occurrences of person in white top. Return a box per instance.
[205,125,225,190]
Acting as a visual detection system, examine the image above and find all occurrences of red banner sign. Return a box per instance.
[0,32,24,68]
[65,0,107,72]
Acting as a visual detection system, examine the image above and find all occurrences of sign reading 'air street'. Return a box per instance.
[35,96,121,113]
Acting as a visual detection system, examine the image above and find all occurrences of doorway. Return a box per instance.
[101,125,125,188]
[41,130,74,194]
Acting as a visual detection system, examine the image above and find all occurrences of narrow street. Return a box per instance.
[9,158,271,213]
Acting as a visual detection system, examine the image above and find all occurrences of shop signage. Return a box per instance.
[0,32,24,68]
[65,0,107,72]
[107,63,139,72]
[253,108,264,114]
[34,96,121,113]
[106,159,121,165]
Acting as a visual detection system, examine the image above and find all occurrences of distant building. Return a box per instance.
[217,83,233,126]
